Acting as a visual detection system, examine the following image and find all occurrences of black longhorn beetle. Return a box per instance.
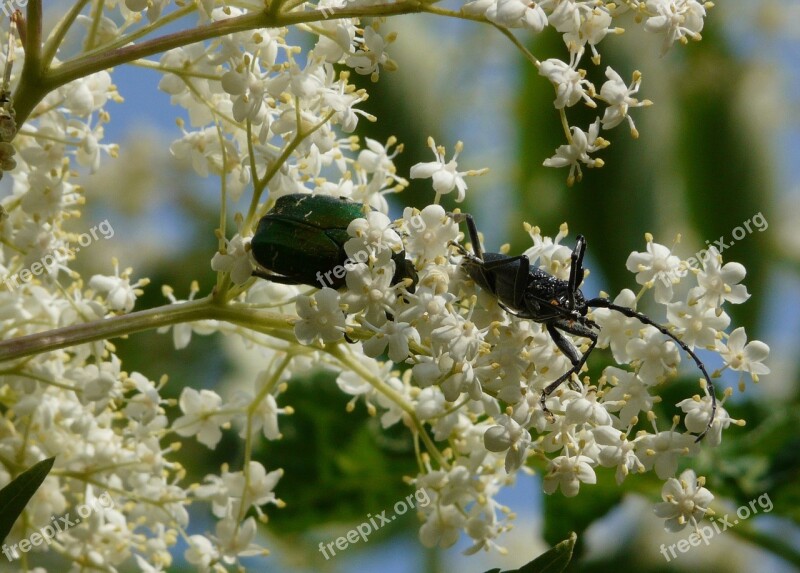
[449,212,716,442]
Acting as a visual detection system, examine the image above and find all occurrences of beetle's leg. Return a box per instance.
[448,212,484,260]
[539,319,598,416]
[567,235,586,310]
[251,268,304,285]
[586,297,716,442]
[450,241,473,259]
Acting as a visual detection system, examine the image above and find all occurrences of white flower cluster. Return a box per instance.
[463,0,710,184]
[276,204,767,551]
[0,0,759,570]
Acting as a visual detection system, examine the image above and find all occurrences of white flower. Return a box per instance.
[402,204,459,261]
[692,247,750,309]
[171,126,238,178]
[345,210,403,258]
[215,517,263,562]
[222,461,284,517]
[69,357,122,405]
[601,366,655,424]
[636,430,698,479]
[211,234,253,286]
[362,320,419,362]
[625,238,686,303]
[666,300,729,349]
[321,78,374,133]
[591,289,637,362]
[522,222,572,277]
[357,136,406,186]
[599,67,651,136]
[484,414,532,472]
[485,0,547,31]
[539,58,595,109]
[562,8,617,62]
[626,327,680,382]
[185,535,219,570]
[431,314,483,360]
[172,388,232,448]
[158,283,218,349]
[294,288,346,344]
[653,469,713,532]
[594,426,645,485]
[62,71,116,116]
[546,0,581,33]
[342,262,396,326]
[410,138,487,202]
[220,66,267,124]
[237,370,292,441]
[345,26,396,81]
[678,395,731,446]
[314,18,356,63]
[440,358,481,402]
[717,327,770,382]
[124,372,165,424]
[542,454,597,497]
[543,118,608,185]
[563,387,612,426]
[643,0,707,55]
[89,259,148,313]
[419,504,465,548]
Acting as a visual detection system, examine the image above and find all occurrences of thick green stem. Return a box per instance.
[24,0,42,71]
[0,298,296,363]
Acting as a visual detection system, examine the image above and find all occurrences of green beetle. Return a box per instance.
[251,193,418,290]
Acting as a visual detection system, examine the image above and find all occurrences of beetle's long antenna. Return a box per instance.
[586,298,716,443]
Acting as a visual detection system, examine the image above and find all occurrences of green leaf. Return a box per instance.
[517,532,577,573]
[0,457,55,543]
[483,532,577,573]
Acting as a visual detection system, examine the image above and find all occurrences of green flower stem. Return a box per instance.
[236,353,292,532]
[420,4,487,24]
[491,23,540,67]
[23,1,42,71]
[16,0,43,105]
[243,109,336,233]
[41,0,92,67]
[79,3,198,61]
[327,345,449,470]
[0,297,296,363]
[12,1,426,125]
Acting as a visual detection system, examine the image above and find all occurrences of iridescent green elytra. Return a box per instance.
[251,193,417,290]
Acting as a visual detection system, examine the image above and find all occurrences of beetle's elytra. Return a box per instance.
[251,193,417,290]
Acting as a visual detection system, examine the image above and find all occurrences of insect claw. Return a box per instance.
[539,390,556,421]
